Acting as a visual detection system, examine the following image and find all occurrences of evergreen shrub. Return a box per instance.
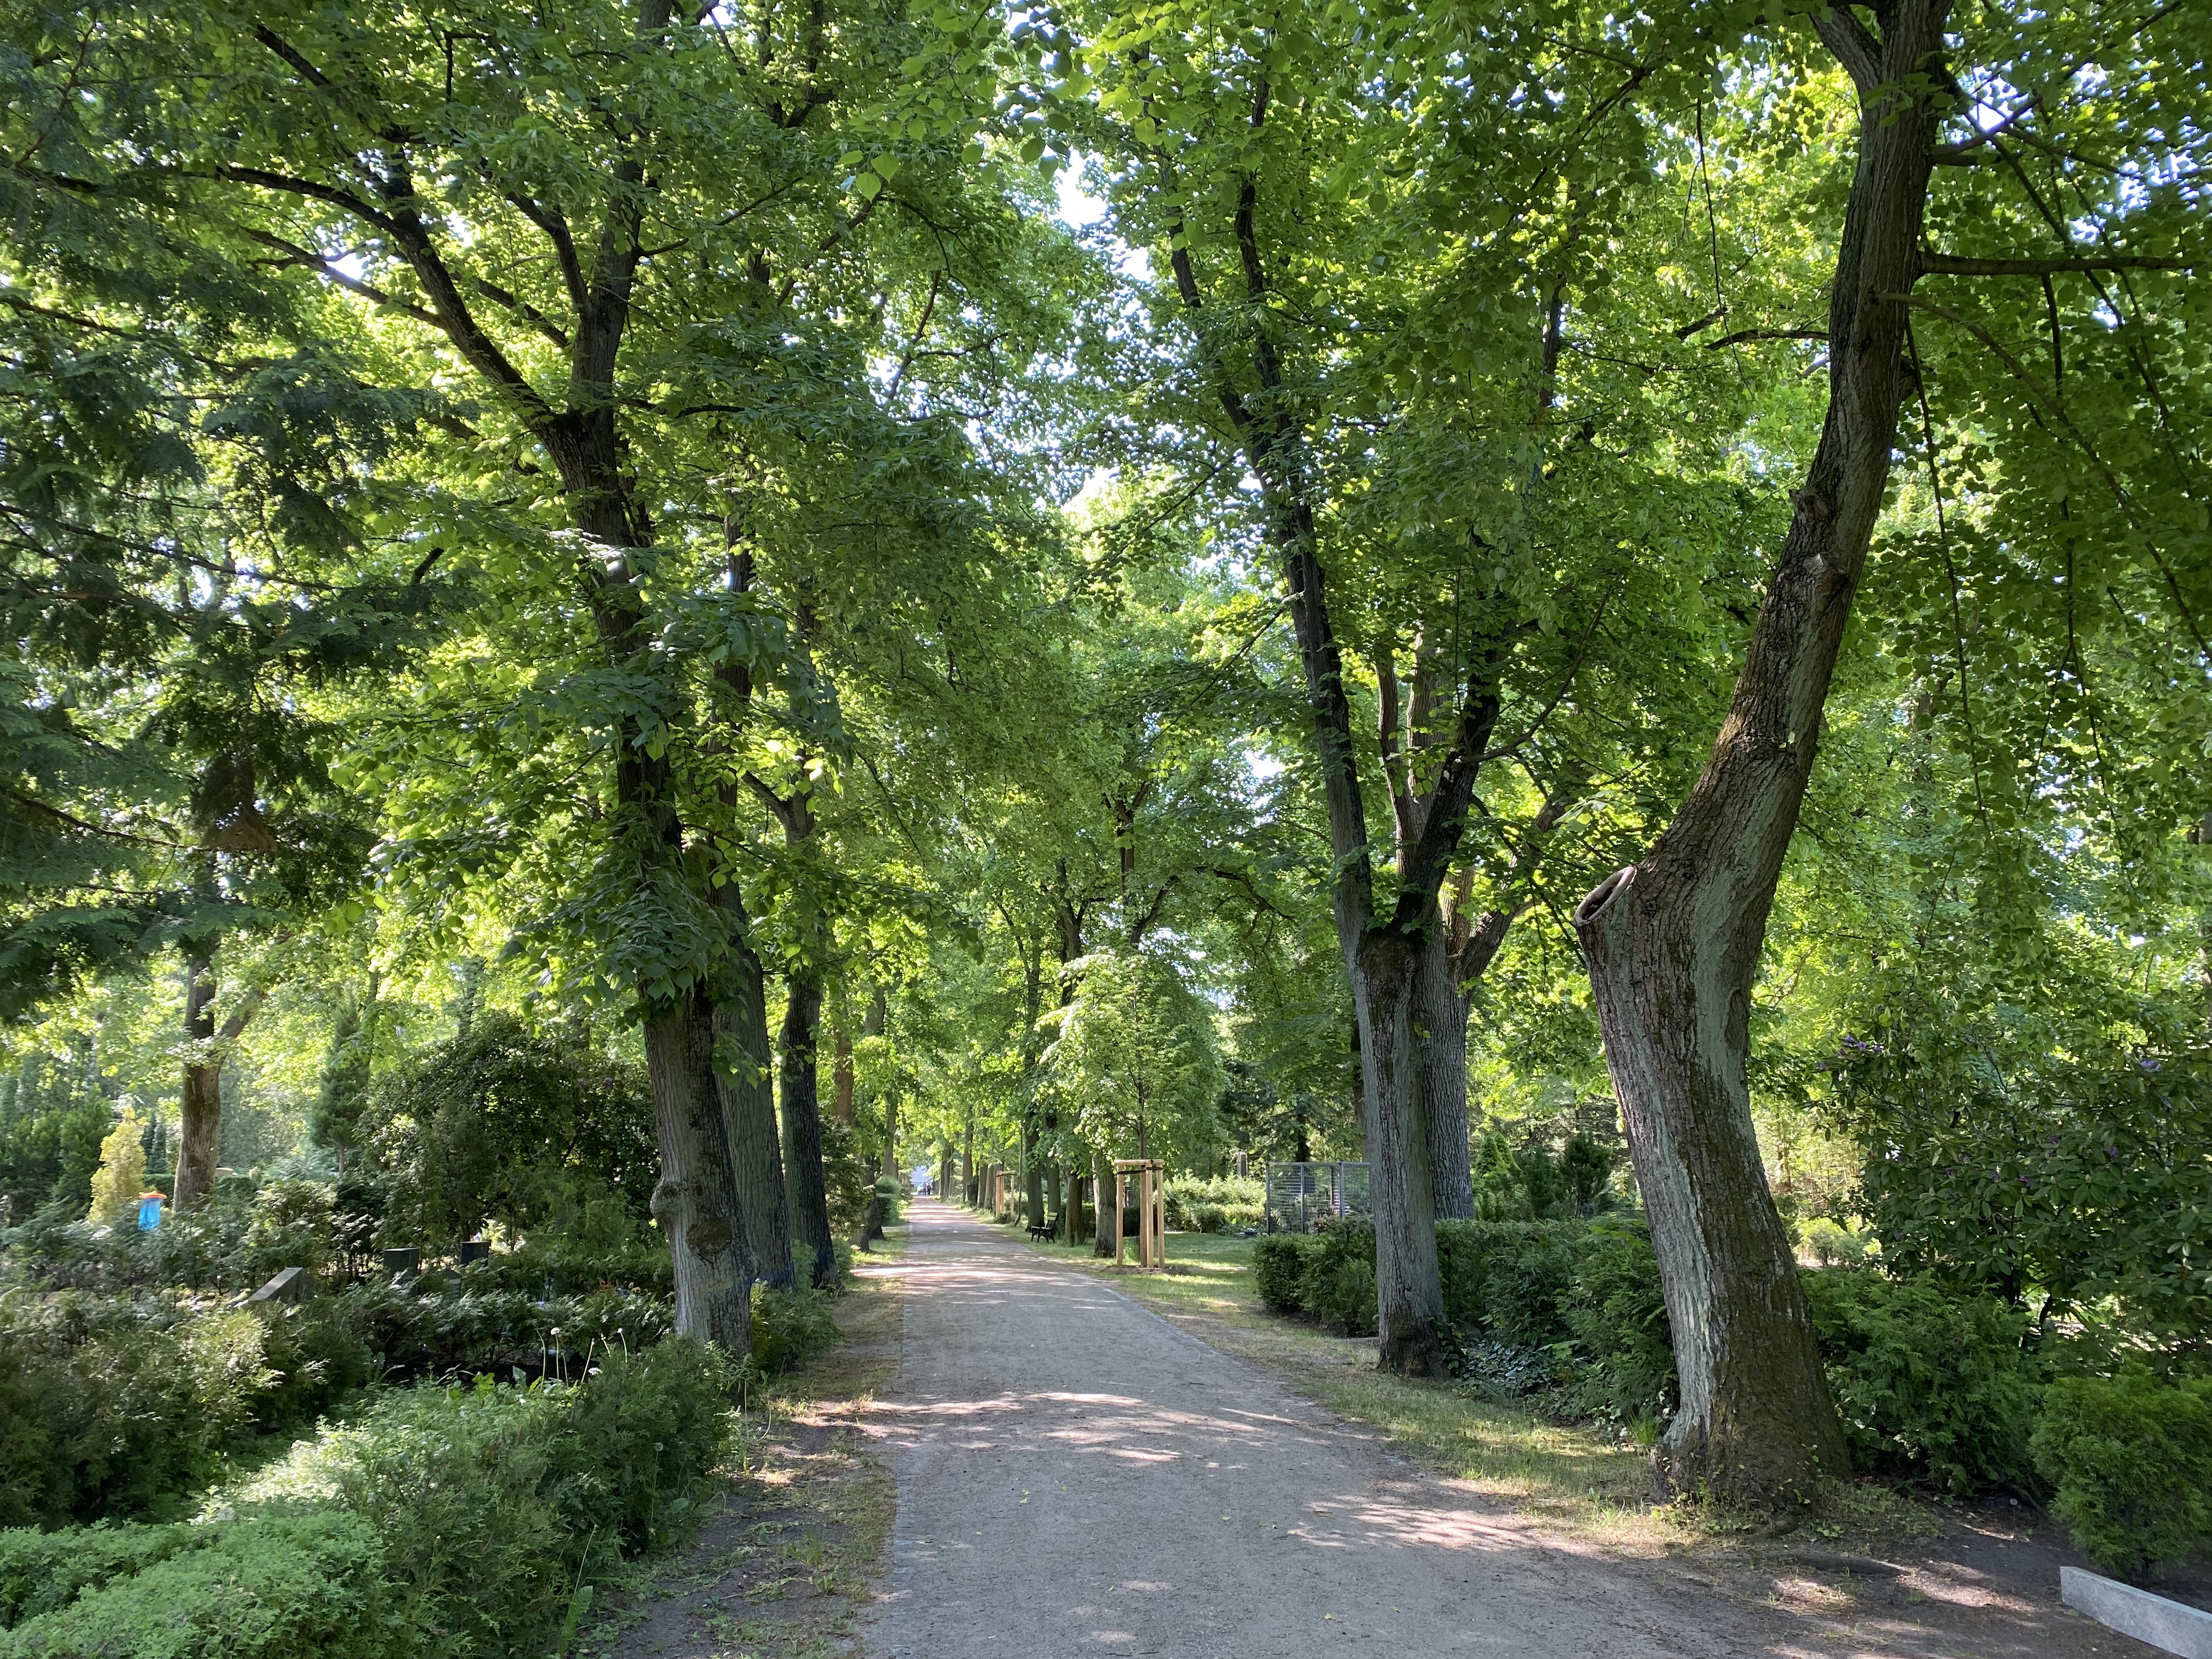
[748,1283,839,1374]
[1252,1233,1311,1313]
[1801,1267,2041,1493]
[2030,1367,2212,1581]
[0,1291,273,1527]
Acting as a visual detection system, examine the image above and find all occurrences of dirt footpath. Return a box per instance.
[857,1203,1814,1658]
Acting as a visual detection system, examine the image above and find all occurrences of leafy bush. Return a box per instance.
[1301,1222,1378,1335]
[2,1173,385,1296]
[0,1522,199,1628]
[251,1297,375,1430]
[1560,1220,1675,1421]
[1470,1133,1616,1222]
[2030,1367,2212,1581]
[748,1283,839,1374]
[1249,1226,1375,1333]
[1434,1221,1579,1337]
[1830,1039,2212,1345]
[0,1084,109,1225]
[360,1014,658,1246]
[1802,1267,2041,1494]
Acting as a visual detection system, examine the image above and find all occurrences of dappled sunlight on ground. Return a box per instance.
[857,1202,2135,1659]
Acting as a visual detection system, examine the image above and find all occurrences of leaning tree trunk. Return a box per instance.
[715,890,794,1288]
[779,971,837,1287]
[645,988,757,1348]
[1410,922,1476,1221]
[1573,0,1946,1502]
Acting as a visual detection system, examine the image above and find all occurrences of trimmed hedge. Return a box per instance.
[1256,1217,1675,1419]
[0,1338,733,1659]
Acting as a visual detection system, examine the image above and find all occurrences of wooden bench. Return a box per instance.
[1026,1218,1056,1240]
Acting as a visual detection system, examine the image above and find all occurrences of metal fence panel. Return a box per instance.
[1263,1161,1372,1232]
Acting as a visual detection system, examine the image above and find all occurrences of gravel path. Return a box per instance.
[856,1201,1799,1658]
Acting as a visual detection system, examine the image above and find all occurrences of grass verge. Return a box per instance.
[573,1226,907,1659]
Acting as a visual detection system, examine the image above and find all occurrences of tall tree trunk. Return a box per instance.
[832,1014,855,1124]
[779,973,836,1287]
[174,951,222,1211]
[1573,0,1946,1501]
[646,989,757,1347]
[1415,771,1586,1221]
[715,887,793,1289]
[1351,936,1444,1357]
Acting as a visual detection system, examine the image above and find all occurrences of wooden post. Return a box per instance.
[1153,1163,1166,1269]
[1114,1168,1127,1266]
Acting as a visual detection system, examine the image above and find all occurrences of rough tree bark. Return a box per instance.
[778,971,836,1286]
[1573,0,1949,1500]
[831,1014,855,1124]
[173,950,266,1211]
[1412,771,1587,1219]
[646,989,757,1343]
[715,884,794,1289]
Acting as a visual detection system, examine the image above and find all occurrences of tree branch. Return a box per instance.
[1813,5,1883,95]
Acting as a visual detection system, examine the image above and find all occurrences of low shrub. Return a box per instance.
[1560,1220,1675,1422]
[1802,1267,2041,1494]
[0,1339,736,1658]
[1164,1177,1263,1234]
[1301,1222,1377,1335]
[2030,1367,2212,1581]
[0,1290,273,1527]
[0,1522,200,1628]
[1249,1225,1375,1333]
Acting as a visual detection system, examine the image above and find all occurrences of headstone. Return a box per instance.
[381,1246,421,1278]
[2061,1566,2212,1658]
[247,1266,309,1307]
[458,1239,491,1266]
